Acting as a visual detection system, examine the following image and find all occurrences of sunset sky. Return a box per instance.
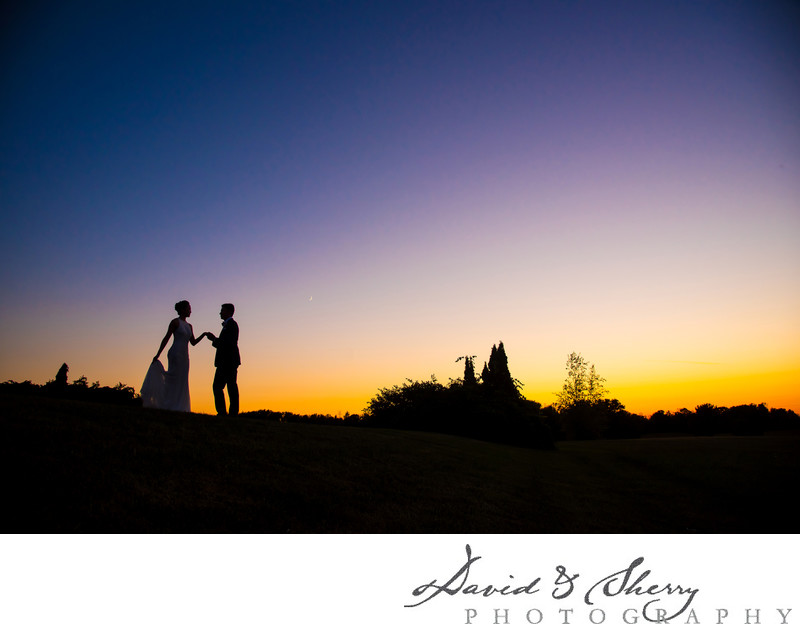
[2,1,798,416]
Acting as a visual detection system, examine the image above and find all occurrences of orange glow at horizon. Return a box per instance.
[182,360,800,419]
[3,294,797,420]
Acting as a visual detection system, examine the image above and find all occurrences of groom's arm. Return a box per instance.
[212,322,238,349]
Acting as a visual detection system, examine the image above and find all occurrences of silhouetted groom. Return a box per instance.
[206,303,241,416]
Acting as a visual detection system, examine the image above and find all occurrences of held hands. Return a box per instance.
[204,332,217,342]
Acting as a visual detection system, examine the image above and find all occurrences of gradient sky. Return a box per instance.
[2,1,798,416]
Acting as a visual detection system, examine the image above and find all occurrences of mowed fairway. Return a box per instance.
[3,394,797,533]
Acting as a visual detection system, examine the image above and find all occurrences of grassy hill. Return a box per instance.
[3,393,798,533]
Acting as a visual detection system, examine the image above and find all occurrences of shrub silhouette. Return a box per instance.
[364,343,553,449]
[1,364,140,407]
[242,409,361,426]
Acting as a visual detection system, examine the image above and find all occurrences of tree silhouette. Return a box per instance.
[365,342,551,448]
[55,363,68,391]
[553,353,620,439]
[482,342,521,398]
[555,352,607,410]
[455,355,478,387]
[691,403,720,436]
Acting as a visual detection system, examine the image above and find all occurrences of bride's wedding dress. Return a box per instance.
[141,319,192,412]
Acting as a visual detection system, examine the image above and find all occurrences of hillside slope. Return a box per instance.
[3,395,797,533]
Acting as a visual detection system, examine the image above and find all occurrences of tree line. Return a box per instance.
[1,363,140,407]
[545,351,798,439]
[3,351,797,446]
[362,344,799,447]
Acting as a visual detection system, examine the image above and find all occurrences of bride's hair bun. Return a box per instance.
[175,300,190,313]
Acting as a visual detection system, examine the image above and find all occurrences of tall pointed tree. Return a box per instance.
[483,344,498,390]
[483,341,520,398]
[456,355,478,387]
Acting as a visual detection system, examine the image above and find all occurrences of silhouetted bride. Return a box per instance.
[141,300,207,411]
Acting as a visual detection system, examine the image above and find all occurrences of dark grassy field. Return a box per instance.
[3,394,798,533]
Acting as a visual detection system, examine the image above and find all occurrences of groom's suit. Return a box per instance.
[212,317,241,415]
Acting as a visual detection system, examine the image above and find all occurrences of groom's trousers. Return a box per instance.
[213,367,239,416]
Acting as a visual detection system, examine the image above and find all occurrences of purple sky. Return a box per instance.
[2,1,798,414]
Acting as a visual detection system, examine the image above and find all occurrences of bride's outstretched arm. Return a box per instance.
[190,326,207,346]
[154,318,179,361]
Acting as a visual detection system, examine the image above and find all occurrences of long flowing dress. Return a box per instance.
[141,319,192,412]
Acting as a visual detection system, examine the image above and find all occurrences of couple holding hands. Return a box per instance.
[141,301,240,416]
